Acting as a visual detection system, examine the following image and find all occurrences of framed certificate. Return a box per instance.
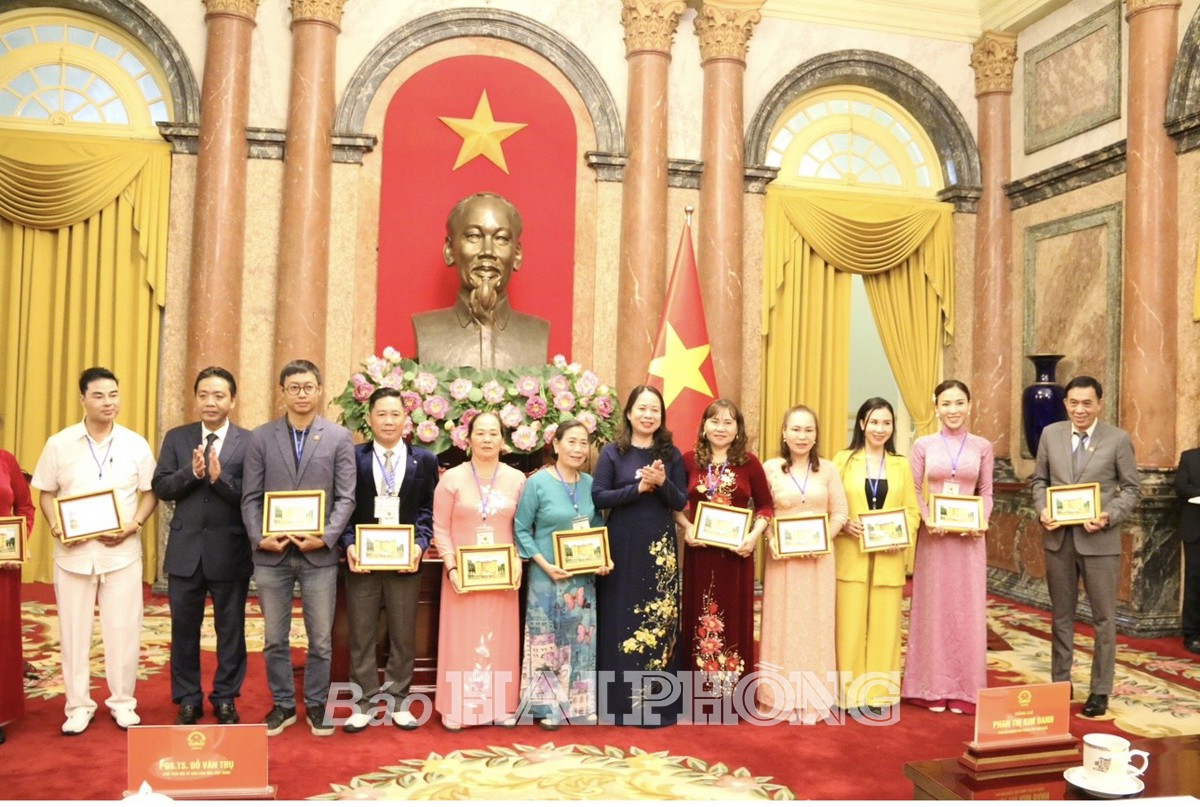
[774,514,830,557]
[355,524,418,572]
[930,494,986,533]
[553,526,610,573]
[0,516,27,563]
[859,508,911,553]
[1048,483,1100,525]
[457,544,518,592]
[262,490,325,537]
[693,501,752,550]
[55,489,121,544]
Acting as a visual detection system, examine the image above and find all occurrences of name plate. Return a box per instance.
[126,724,275,799]
[971,681,1073,750]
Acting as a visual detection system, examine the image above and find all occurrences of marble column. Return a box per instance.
[616,0,686,399]
[1122,0,1179,466]
[272,0,346,372]
[694,0,762,403]
[186,0,260,386]
[968,32,1017,467]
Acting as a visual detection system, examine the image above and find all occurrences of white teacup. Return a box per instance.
[1082,733,1150,788]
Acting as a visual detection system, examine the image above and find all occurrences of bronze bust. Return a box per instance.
[412,192,550,369]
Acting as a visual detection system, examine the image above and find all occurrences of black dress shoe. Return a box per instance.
[176,705,202,725]
[214,703,240,725]
[1081,693,1109,717]
[0,725,6,744]
[1185,637,1200,655]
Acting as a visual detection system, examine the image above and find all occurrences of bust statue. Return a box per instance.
[412,192,550,370]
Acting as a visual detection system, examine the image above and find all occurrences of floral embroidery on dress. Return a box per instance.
[697,464,738,505]
[620,534,680,671]
[693,587,745,696]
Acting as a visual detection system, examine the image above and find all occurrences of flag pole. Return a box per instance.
[684,204,693,227]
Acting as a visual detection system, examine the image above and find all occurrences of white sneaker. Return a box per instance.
[112,707,141,729]
[61,709,95,736]
[343,712,372,733]
[393,709,418,730]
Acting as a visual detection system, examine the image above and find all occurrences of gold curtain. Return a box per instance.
[761,187,955,456]
[0,132,169,583]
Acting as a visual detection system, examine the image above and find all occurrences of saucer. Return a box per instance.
[1064,766,1146,798]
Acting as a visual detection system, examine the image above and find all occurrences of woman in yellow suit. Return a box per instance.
[832,397,920,716]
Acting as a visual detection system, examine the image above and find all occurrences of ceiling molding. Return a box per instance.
[760,0,1071,42]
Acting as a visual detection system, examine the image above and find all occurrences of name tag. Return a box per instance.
[941,481,961,496]
[374,496,400,525]
[476,525,495,545]
[572,516,591,531]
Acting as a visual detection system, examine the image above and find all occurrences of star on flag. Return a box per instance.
[438,90,527,173]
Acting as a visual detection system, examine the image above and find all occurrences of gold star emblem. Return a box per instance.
[438,91,527,173]
[647,323,713,407]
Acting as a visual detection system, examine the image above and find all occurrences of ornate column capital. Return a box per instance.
[621,0,687,56]
[693,0,763,64]
[202,0,260,21]
[289,0,347,30]
[970,31,1018,96]
[1125,0,1181,19]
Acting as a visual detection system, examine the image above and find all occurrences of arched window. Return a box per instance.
[0,9,171,137]
[766,87,942,196]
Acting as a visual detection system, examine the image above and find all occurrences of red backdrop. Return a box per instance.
[376,55,577,362]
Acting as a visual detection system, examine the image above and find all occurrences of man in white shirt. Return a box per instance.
[31,367,158,735]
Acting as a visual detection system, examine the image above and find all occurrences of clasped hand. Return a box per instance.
[191,445,221,482]
[637,459,667,493]
[259,533,324,553]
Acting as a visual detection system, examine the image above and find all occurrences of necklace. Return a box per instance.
[788,463,812,504]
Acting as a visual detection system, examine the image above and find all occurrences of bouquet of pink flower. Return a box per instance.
[333,347,620,455]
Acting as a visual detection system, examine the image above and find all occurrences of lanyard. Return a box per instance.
[939,431,968,478]
[87,435,114,480]
[705,461,729,499]
[470,461,496,521]
[550,465,580,513]
[788,464,811,498]
[867,454,885,505]
[290,425,308,465]
[373,449,398,495]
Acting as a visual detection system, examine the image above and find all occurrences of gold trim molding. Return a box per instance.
[694,2,763,63]
[202,0,260,20]
[289,0,346,29]
[621,0,687,55]
[971,31,1018,95]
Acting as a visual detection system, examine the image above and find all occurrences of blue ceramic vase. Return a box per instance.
[1022,354,1067,456]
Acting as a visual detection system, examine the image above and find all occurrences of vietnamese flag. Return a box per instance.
[647,220,719,447]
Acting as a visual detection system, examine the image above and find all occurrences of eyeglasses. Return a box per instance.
[284,383,318,396]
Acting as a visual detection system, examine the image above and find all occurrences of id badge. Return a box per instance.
[374,496,400,525]
[571,516,591,531]
[941,481,961,496]
[476,525,495,545]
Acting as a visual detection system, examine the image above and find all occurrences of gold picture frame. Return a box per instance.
[774,514,831,557]
[930,494,986,533]
[457,544,518,592]
[262,490,326,537]
[693,501,751,550]
[0,516,27,563]
[355,524,418,572]
[552,526,610,574]
[1048,483,1101,526]
[54,489,121,544]
[859,508,911,553]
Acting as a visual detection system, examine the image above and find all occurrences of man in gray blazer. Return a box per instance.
[1031,375,1140,718]
[241,359,356,736]
[153,367,251,726]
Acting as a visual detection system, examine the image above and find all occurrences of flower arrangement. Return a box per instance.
[333,346,620,455]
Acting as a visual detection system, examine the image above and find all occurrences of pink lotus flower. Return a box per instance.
[578,411,598,433]
[448,378,473,401]
[595,395,614,418]
[499,403,524,428]
[382,346,402,362]
[526,395,549,419]
[414,372,438,395]
[400,391,422,413]
[450,425,469,450]
[576,370,600,396]
[548,374,571,395]
[482,380,506,404]
[552,354,568,369]
[365,355,389,379]
[460,408,480,428]
[512,424,539,453]
[423,395,450,419]
[380,370,403,389]
[516,375,541,397]
[553,391,576,412]
[415,420,440,443]
[543,423,558,442]
[351,373,375,402]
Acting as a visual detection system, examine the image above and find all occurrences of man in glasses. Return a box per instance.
[241,359,355,736]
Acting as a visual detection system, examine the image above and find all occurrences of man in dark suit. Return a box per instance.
[1173,448,1200,655]
[153,367,251,726]
[241,359,356,737]
[1031,375,1140,718]
[338,387,437,732]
